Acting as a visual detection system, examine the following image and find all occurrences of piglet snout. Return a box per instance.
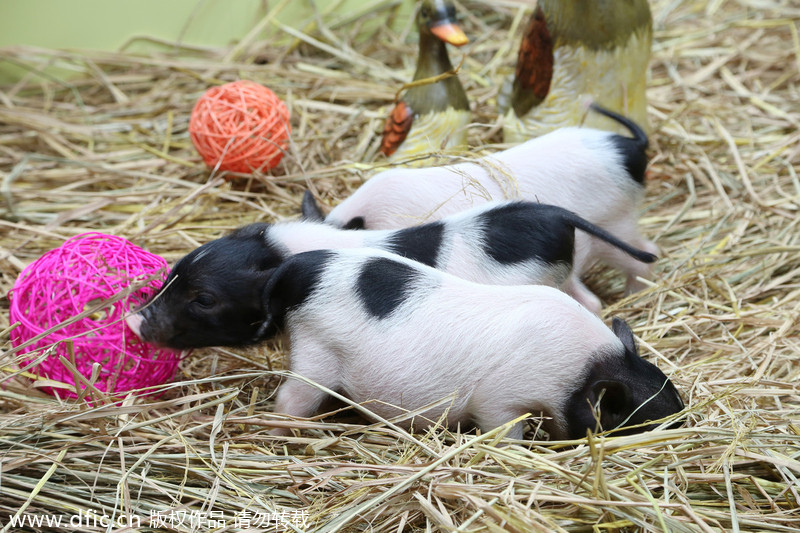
[126,313,145,340]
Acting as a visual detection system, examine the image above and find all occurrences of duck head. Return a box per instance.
[379,0,471,158]
[418,0,468,47]
[409,0,470,111]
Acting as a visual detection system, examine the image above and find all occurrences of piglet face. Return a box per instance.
[564,318,684,439]
[128,225,284,349]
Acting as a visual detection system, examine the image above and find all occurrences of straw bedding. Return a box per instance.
[1,0,799,530]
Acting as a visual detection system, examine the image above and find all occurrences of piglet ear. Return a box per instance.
[253,274,279,341]
[589,380,633,432]
[612,317,638,356]
[258,263,292,339]
[253,311,276,342]
[301,190,325,221]
[257,262,278,278]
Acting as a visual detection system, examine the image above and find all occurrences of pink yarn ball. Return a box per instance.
[189,80,291,174]
[8,233,181,398]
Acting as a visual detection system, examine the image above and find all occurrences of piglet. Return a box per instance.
[305,103,658,294]
[260,248,683,439]
[127,201,657,349]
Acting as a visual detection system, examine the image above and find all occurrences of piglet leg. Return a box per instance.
[270,378,329,436]
[270,337,341,436]
[561,274,602,314]
[471,405,527,441]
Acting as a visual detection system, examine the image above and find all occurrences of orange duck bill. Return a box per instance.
[430,22,469,47]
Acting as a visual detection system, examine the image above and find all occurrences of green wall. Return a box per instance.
[1,0,269,52]
[0,0,412,82]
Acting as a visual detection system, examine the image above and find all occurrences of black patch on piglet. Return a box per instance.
[478,201,657,268]
[356,257,421,319]
[384,221,445,267]
[589,103,648,184]
[564,318,684,439]
[343,217,365,230]
[608,134,648,185]
[479,203,574,267]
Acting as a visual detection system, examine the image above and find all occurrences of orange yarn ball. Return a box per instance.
[189,80,291,174]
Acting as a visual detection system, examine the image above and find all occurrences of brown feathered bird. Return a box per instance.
[380,0,470,161]
[502,0,652,142]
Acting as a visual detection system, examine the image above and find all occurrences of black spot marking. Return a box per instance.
[343,217,365,230]
[383,221,445,267]
[589,103,648,184]
[356,257,421,319]
[609,135,648,184]
[479,203,574,267]
[263,250,334,333]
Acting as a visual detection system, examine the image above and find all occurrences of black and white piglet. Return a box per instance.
[234,248,683,439]
[303,103,658,294]
[127,201,657,349]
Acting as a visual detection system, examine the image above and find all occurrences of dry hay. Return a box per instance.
[1,0,799,531]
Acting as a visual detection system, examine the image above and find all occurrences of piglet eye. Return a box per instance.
[192,294,216,308]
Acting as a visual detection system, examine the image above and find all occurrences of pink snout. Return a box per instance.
[126,313,144,339]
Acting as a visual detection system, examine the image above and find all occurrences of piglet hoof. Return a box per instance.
[624,241,659,295]
[564,276,603,314]
[580,295,603,316]
[624,275,650,296]
[268,425,293,438]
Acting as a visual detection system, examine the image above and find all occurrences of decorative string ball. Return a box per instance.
[8,233,181,398]
[189,80,291,174]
